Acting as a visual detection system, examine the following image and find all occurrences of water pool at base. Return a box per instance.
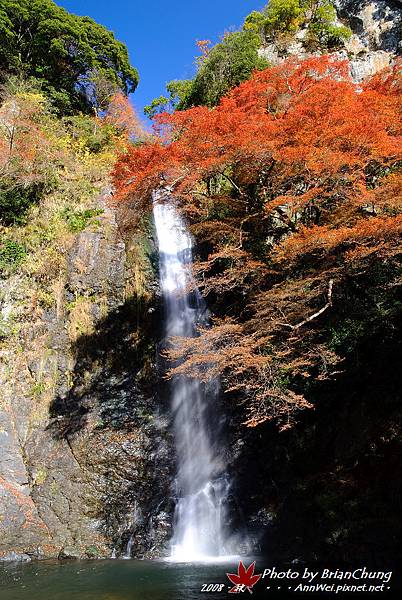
[0,558,255,600]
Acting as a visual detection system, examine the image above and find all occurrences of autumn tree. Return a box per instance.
[114,55,401,429]
[0,87,56,224]
[105,92,144,141]
[0,78,137,225]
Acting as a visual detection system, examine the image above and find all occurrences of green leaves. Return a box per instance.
[0,239,27,275]
[246,0,352,48]
[144,96,171,119]
[59,207,104,233]
[264,0,303,34]
[179,31,269,109]
[306,1,352,47]
[0,0,139,114]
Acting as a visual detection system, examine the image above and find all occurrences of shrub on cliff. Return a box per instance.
[246,0,351,47]
[0,79,142,226]
[0,239,26,274]
[264,0,303,33]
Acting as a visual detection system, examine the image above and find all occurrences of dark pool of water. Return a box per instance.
[2,558,399,599]
[0,558,256,600]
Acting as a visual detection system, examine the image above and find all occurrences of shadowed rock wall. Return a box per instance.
[0,189,174,561]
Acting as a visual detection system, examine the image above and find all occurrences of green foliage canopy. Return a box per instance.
[181,31,268,109]
[144,80,193,119]
[0,0,139,114]
[146,0,351,116]
[265,0,302,33]
[146,30,269,115]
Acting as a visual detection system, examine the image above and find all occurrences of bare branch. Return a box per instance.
[218,171,244,196]
[280,279,334,330]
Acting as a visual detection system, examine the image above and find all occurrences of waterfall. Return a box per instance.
[153,191,230,562]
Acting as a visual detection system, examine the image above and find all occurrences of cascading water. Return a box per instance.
[153,191,231,562]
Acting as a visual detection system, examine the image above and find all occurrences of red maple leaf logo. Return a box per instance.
[226,561,262,594]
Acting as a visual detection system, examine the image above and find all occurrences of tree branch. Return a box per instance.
[218,171,244,196]
[280,279,334,330]
[237,212,260,248]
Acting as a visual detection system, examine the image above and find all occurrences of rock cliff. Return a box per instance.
[259,0,401,81]
[0,189,173,560]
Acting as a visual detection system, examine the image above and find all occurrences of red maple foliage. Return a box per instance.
[114,55,400,208]
[113,55,402,429]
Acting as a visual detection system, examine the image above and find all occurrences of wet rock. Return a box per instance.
[58,547,79,560]
[0,552,31,562]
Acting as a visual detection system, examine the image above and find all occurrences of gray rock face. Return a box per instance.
[259,0,401,82]
[0,189,174,560]
[336,0,401,80]
[334,0,401,52]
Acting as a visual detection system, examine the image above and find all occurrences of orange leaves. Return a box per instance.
[353,172,402,215]
[277,215,402,266]
[196,39,211,61]
[0,94,55,186]
[264,187,323,214]
[230,54,350,113]
[105,92,144,139]
[165,319,246,381]
[165,316,315,431]
[113,141,166,201]
[112,54,402,431]
[191,245,267,298]
[113,54,400,211]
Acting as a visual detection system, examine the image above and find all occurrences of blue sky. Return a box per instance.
[58,0,265,118]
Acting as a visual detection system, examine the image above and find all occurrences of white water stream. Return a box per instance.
[153,192,230,562]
